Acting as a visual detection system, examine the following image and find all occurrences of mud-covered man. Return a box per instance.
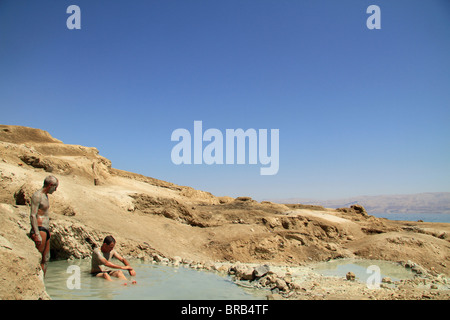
[91,236,137,282]
[30,175,58,276]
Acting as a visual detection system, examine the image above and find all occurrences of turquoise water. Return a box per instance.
[371,213,450,223]
[45,259,264,300]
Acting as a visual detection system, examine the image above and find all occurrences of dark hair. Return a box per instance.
[103,235,116,245]
[43,175,58,187]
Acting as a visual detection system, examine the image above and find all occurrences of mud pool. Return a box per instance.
[45,259,266,300]
[309,259,416,282]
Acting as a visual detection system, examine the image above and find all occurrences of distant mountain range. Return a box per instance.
[269,192,450,214]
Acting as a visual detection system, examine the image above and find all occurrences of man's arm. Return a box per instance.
[113,251,136,276]
[99,255,133,271]
[30,193,42,243]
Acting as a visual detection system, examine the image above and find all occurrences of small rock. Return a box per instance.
[346,272,356,281]
[326,243,338,251]
[289,282,302,291]
[235,264,254,281]
[382,277,392,284]
[172,256,182,264]
[405,260,415,268]
[216,265,229,273]
[283,276,292,284]
[203,261,214,270]
[275,278,289,291]
[253,264,270,278]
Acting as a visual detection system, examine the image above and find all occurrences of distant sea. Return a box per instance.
[371,213,450,223]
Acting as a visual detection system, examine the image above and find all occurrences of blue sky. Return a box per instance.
[1,0,449,201]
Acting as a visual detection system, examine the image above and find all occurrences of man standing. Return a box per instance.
[30,175,58,276]
[91,236,137,282]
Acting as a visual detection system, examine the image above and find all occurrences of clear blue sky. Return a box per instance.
[1,0,449,200]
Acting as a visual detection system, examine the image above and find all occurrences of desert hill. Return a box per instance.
[271,193,450,214]
[1,124,449,300]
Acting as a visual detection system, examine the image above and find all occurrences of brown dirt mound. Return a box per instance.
[0,125,62,144]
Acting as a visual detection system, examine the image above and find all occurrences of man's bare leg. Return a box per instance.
[36,230,49,276]
[96,272,112,281]
[110,270,127,280]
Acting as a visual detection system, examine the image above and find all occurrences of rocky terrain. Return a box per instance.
[1,124,449,300]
